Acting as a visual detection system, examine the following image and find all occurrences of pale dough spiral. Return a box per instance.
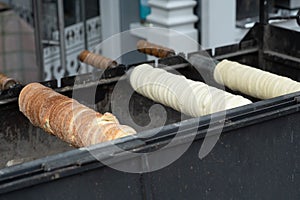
[214,60,300,99]
[130,64,252,117]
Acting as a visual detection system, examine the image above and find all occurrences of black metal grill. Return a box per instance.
[1,6,300,199]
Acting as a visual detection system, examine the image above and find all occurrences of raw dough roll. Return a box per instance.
[214,60,300,99]
[19,83,136,147]
[130,64,252,117]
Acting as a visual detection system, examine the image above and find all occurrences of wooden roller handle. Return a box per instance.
[78,50,118,70]
[137,40,176,58]
[0,73,17,90]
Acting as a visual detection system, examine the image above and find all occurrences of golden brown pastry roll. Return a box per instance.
[0,73,17,90]
[78,50,117,70]
[19,83,136,147]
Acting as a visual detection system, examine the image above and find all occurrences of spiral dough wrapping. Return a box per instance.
[18,83,136,147]
[130,64,252,117]
[214,60,300,99]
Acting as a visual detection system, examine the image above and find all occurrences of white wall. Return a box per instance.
[201,0,248,50]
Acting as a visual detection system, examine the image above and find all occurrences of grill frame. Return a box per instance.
[1,23,300,199]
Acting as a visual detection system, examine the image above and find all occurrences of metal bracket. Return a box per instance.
[268,9,300,27]
[42,40,60,46]
[297,10,300,26]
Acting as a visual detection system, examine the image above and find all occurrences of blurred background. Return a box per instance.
[0,0,299,84]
